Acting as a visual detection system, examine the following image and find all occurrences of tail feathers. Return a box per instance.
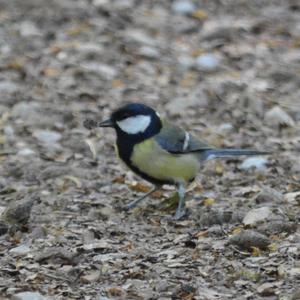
[203,149,271,160]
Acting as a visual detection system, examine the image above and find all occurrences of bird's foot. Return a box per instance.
[123,202,138,211]
[173,209,187,220]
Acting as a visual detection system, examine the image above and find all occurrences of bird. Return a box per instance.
[84,103,269,220]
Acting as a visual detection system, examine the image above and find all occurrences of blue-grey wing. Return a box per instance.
[155,121,213,154]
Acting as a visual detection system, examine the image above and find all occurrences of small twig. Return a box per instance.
[229,245,251,256]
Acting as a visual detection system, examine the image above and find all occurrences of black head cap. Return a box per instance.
[101,103,162,140]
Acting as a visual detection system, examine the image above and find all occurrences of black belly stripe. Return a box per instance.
[116,136,172,185]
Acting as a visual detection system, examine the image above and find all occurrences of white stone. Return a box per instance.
[125,29,157,46]
[9,245,31,256]
[33,130,62,144]
[12,102,40,120]
[196,54,219,71]
[172,0,196,14]
[240,157,268,170]
[243,207,273,226]
[12,291,50,300]
[178,56,195,70]
[17,148,35,157]
[264,106,295,127]
[81,62,117,80]
[284,192,300,203]
[0,81,18,93]
[19,21,41,37]
[138,46,160,59]
[217,123,234,134]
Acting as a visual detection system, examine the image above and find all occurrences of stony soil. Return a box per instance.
[0,0,299,299]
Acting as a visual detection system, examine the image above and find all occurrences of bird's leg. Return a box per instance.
[174,183,186,220]
[124,185,159,210]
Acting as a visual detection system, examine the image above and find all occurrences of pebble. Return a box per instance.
[17,148,36,157]
[172,0,196,15]
[4,126,15,142]
[0,206,6,215]
[81,270,101,283]
[292,289,300,300]
[76,43,104,55]
[81,62,117,80]
[264,106,295,127]
[200,20,235,42]
[12,102,40,121]
[255,187,283,204]
[217,123,234,134]
[92,0,109,7]
[240,157,268,170]
[19,21,42,37]
[138,46,160,59]
[12,291,50,300]
[98,297,110,300]
[2,198,34,226]
[177,55,195,70]
[125,29,157,46]
[166,88,208,115]
[93,253,125,263]
[0,81,18,94]
[33,130,62,144]
[114,0,134,9]
[284,192,300,204]
[229,230,270,251]
[195,54,219,71]
[243,207,273,226]
[257,282,276,296]
[9,245,31,256]
[257,221,297,235]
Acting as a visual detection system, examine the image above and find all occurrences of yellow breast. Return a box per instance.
[131,139,200,184]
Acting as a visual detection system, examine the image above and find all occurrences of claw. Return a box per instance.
[123,203,135,211]
[173,209,187,220]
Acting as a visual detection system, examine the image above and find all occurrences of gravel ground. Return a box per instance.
[0,0,299,299]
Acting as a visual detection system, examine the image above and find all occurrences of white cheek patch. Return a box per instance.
[117,115,151,134]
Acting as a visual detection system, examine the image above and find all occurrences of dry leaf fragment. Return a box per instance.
[107,287,125,298]
[129,182,151,193]
[284,192,300,204]
[113,176,125,184]
[251,246,262,257]
[81,270,101,283]
[83,240,112,251]
[6,57,26,70]
[63,175,82,189]
[83,119,98,130]
[232,226,243,235]
[85,139,98,160]
[192,9,207,20]
[264,106,295,127]
[112,79,125,88]
[203,198,215,206]
[257,282,277,296]
[42,67,60,77]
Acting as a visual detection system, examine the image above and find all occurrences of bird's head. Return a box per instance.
[99,103,162,139]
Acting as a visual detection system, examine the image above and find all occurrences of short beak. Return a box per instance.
[98,118,114,127]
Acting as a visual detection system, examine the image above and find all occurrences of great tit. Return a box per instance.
[85,103,269,220]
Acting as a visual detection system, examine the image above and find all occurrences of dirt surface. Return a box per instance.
[0,0,300,299]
